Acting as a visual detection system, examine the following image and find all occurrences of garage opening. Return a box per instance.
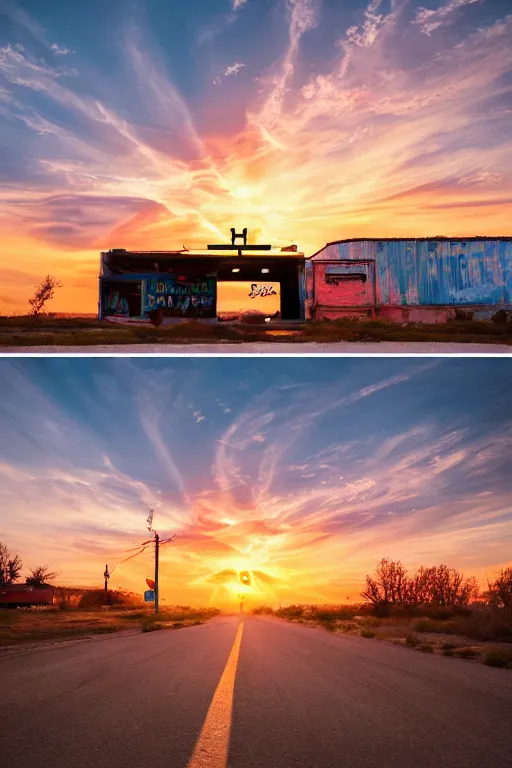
[217,281,281,320]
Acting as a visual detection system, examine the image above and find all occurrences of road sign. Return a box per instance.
[144,590,155,602]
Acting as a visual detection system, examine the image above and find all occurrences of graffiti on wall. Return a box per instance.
[106,290,129,316]
[312,240,512,306]
[248,284,277,298]
[143,278,215,316]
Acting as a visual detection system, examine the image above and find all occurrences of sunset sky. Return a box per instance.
[0,0,511,314]
[0,357,510,607]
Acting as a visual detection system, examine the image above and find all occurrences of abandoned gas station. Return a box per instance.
[99,229,306,322]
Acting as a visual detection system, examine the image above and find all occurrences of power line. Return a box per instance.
[109,543,153,575]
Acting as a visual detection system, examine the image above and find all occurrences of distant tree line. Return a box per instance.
[0,542,57,587]
[362,558,512,615]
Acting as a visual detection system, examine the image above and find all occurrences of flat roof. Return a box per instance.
[102,248,304,258]
[310,236,512,259]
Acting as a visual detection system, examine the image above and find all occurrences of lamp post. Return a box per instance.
[103,565,110,605]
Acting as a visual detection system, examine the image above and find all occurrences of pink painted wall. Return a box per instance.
[314,263,375,308]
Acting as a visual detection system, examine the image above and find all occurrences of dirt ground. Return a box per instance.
[283,616,512,668]
[1,315,512,347]
[0,607,218,648]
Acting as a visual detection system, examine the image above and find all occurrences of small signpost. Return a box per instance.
[144,590,155,603]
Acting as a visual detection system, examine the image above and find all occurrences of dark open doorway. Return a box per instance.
[103,281,142,318]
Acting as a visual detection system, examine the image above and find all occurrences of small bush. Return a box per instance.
[276,604,305,619]
[441,642,458,651]
[142,619,164,633]
[484,649,512,668]
[418,644,434,653]
[414,619,458,634]
[309,605,358,621]
[76,589,141,610]
[405,634,420,647]
[361,629,375,638]
[414,620,431,633]
[252,605,275,615]
[443,648,454,656]
[0,611,19,626]
[453,647,479,659]
[451,610,512,642]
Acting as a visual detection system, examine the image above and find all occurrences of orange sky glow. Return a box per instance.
[1,0,512,315]
[1,358,510,609]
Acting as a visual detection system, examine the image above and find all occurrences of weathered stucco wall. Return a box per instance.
[311,239,512,307]
[314,262,375,310]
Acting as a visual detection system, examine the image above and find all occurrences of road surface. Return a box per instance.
[1,342,511,354]
[1,616,511,768]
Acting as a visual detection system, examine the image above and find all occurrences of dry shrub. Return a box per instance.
[238,311,268,325]
[159,606,219,621]
[276,604,305,619]
[453,647,479,659]
[450,609,512,642]
[414,619,459,634]
[418,644,434,653]
[77,589,141,610]
[484,648,512,668]
[142,618,163,632]
[307,605,358,621]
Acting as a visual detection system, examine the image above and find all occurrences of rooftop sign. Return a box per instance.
[207,244,272,251]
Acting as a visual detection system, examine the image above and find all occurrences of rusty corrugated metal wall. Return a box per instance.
[311,239,512,307]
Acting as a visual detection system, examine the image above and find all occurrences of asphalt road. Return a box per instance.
[1,342,512,354]
[1,616,511,768]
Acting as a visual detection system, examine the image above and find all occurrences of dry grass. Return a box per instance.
[0,605,220,647]
[263,603,512,669]
[484,648,512,668]
[0,609,126,646]
[1,315,511,346]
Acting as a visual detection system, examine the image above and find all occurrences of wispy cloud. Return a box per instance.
[51,43,73,56]
[0,1,511,313]
[0,359,511,603]
[346,0,396,48]
[224,62,245,77]
[414,0,483,36]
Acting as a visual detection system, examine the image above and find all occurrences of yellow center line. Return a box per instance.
[186,619,245,768]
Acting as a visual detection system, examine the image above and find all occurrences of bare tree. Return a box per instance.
[361,558,409,608]
[485,568,512,612]
[424,564,479,607]
[361,560,479,610]
[26,566,58,587]
[29,275,63,316]
[0,542,23,585]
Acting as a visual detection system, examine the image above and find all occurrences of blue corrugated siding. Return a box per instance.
[314,240,512,306]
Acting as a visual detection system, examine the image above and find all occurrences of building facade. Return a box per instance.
[308,238,512,322]
[99,242,306,322]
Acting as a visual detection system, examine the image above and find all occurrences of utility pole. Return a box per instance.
[104,564,110,605]
[147,508,175,615]
[154,533,159,615]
